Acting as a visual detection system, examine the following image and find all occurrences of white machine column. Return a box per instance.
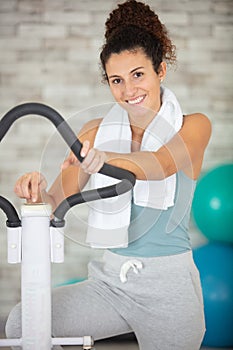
[21,203,52,350]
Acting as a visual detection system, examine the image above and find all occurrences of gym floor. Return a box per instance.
[73,338,232,350]
[64,339,232,350]
[0,331,232,350]
[62,333,232,350]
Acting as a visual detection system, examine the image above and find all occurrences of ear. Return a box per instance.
[158,62,167,82]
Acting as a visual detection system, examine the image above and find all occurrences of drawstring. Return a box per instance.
[120,259,143,283]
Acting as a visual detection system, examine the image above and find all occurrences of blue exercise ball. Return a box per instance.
[192,163,233,243]
[193,243,233,347]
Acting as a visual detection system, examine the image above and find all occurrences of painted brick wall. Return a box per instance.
[0,0,232,331]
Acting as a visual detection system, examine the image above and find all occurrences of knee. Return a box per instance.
[5,303,22,339]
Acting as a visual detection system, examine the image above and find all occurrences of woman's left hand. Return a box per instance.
[62,140,107,174]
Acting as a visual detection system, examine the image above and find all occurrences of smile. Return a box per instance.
[126,95,146,105]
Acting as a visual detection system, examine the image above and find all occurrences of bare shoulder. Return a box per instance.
[177,113,212,179]
[78,118,103,147]
[182,113,212,146]
[184,113,212,132]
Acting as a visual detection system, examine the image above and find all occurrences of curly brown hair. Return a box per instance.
[100,0,176,81]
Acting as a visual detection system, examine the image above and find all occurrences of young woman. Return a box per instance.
[6,1,211,349]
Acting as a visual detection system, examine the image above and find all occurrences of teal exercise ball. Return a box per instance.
[192,163,233,243]
[193,243,233,347]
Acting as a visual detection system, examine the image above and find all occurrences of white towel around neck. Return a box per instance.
[86,86,183,248]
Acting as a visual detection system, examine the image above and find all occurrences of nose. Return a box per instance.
[124,80,137,98]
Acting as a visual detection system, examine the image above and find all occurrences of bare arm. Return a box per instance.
[106,113,212,180]
[80,113,212,181]
[14,113,211,209]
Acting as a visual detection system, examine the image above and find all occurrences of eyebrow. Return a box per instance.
[108,66,144,79]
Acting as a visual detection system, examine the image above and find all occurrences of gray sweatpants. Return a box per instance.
[6,250,205,350]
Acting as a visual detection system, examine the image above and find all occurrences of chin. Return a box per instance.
[124,103,153,119]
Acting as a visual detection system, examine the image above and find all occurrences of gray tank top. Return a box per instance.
[111,171,196,257]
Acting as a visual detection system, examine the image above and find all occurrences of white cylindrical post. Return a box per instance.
[21,203,52,350]
[50,226,64,263]
[7,226,22,263]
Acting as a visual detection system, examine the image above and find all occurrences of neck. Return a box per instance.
[130,123,144,137]
[130,124,144,152]
[129,108,156,136]
[128,99,161,131]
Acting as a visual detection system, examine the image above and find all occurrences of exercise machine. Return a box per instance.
[0,103,136,349]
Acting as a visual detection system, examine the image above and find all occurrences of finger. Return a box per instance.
[87,152,106,173]
[93,153,106,173]
[19,174,33,200]
[30,172,47,203]
[80,140,90,157]
[81,148,96,171]
[14,174,30,199]
[85,155,101,173]
[82,150,106,174]
[30,172,40,202]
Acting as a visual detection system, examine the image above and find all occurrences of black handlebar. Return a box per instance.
[0,196,21,227]
[0,103,136,227]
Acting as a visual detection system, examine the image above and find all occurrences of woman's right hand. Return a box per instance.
[14,171,47,203]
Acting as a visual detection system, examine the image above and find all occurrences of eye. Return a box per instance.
[133,71,144,78]
[110,78,122,85]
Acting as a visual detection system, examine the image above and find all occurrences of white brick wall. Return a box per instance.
[0,0,232,332]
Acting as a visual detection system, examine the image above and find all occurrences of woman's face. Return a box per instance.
[105,49,166,125]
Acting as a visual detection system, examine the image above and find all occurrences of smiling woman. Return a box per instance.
[100,4,172,125]
[6,1,211,349]
[105,50,166,125]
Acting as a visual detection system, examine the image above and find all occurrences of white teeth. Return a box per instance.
[127,96,144,105]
